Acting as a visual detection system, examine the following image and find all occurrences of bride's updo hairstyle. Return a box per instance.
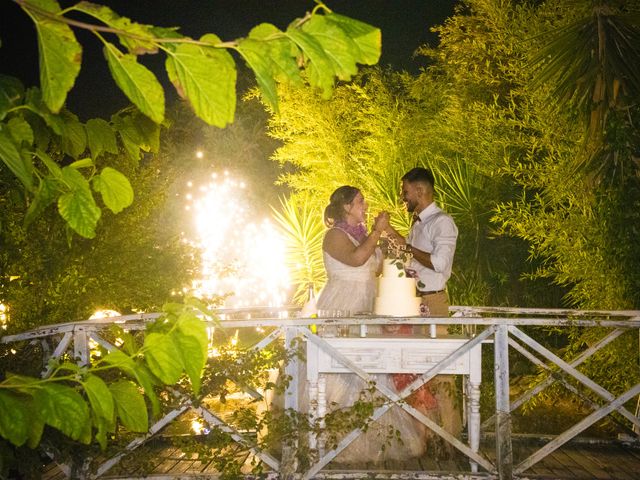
[324,185,360,227]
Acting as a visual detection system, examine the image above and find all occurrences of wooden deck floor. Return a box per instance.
[40,436,640,480]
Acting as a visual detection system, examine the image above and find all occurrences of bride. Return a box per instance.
[314,185,428,464]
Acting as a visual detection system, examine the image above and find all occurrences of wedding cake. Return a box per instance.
[374,259,422,316]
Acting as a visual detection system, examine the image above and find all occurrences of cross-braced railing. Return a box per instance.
[2,306,640,479]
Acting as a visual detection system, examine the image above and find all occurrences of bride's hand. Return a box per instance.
[373,211,390,232]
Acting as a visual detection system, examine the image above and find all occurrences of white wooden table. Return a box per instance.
[305,335,482,470]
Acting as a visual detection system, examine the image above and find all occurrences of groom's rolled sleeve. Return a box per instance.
[430,219,458,273]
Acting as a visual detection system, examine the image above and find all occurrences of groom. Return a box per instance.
[384,166,462,456]
[386,166,458,324]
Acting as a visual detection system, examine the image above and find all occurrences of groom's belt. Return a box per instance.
[417,289,445,296]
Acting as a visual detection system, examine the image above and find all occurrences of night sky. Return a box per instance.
[1,0,457,119]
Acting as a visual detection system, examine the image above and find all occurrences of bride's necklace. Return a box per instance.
[334,221,368,243]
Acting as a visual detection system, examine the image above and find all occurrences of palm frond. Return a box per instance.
[367,169,412,235]
[271,194,326,304]
[529,2,640,129]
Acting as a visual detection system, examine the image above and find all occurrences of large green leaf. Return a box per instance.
[109,380,148,433]
[26,407,45,449]
[104,43,165,123]
[100,346,160,417]
[131,363,160,417]
[0,129,33,190]
[285,28,335,98]
[0,390,31,447]
[237,37,279,111]
[58,166,101,238]
[173,314,208,395]
[81,374,115,432]
[81,374,114,450]
[92,167,134,214]
[86,118,118,159]
[302,15,359,81]
[33,382,90,442]
[165,34,236,127]
[143,332,183,384]
[248,23,302,86]
[325,13,381,65]
[31,0,82,113]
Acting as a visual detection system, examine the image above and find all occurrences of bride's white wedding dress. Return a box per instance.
[314,229,428,464]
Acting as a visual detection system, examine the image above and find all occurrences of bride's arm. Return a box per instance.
[323,227,383,267]
[323,213,388,267]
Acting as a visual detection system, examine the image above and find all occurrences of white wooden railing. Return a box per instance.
[2,306,640,480]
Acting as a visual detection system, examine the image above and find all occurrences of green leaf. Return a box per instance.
[81,374,115,433]
[25,87,63,136]
[59,111,87,158]
[0,75,25,121]
[237,37,279,111]
[112,110,160,162]
[285,28,335,98]
[302,15,359,82]
[58,167,101,238]
[81,374,114,449]
[107,325,138,356]
[0,390,31,447]
[104,44,165,123]
[100,345,160,416]
[26,410,45,449]
[7,117,34,146]
[32,0,82,113]
[68,157,93,169]
[109,380,148,433]
[33,382,90,442]
[143,332,183,385]
[86,118,118,159]
[3,373,40,392]
[24,176,58,228]
[165,34,236,127]
[73,2,158,54]
[174,314,208,395]
[102,348,137,376]
[92,167,133,214]
[93,417,108,450]
[325,13,381,65]
[34,148,62,178]
[248,24,301,86]
[131,363,160,418]
[0,129,33,190]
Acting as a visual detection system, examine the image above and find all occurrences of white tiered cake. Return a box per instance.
[374,259,422,316]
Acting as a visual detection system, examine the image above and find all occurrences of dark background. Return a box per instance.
[0,0,457,119]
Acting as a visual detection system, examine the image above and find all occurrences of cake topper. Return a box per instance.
[380,232,425,289]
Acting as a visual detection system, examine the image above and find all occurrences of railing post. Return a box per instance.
[73,326,89,366]
[494,323,513,479]
[281,325,299,478]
